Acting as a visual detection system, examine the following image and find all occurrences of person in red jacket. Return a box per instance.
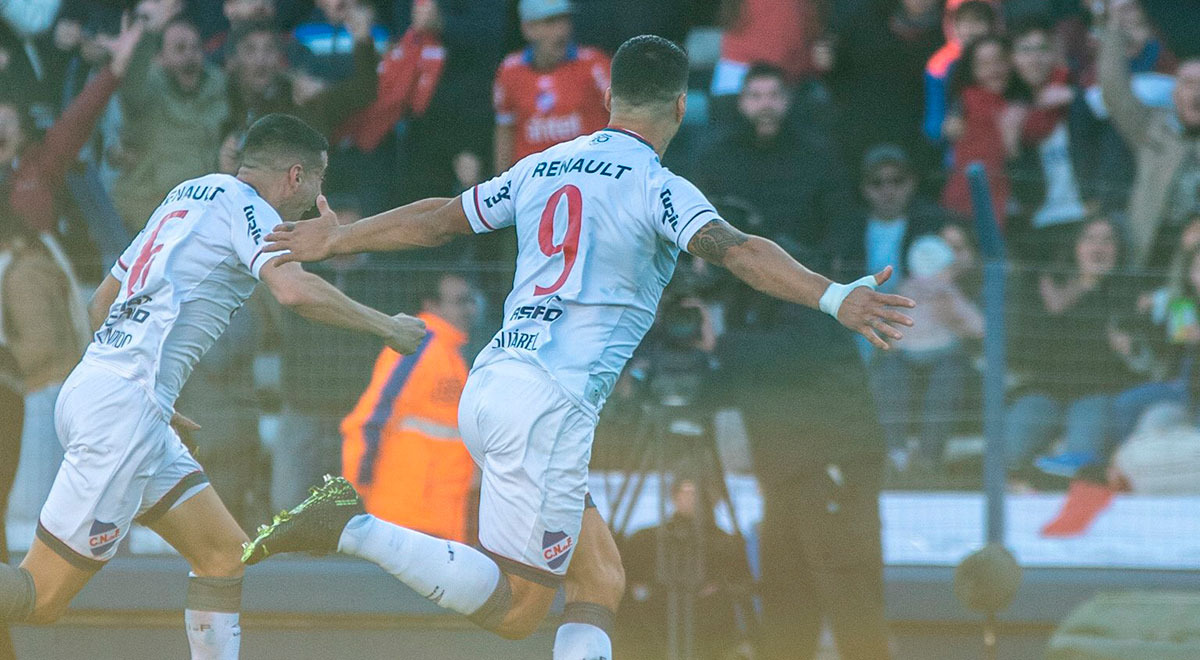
[492,0,610,171]
[341,273,481,542]
[0,18,143,237]
[940,34,1018,228]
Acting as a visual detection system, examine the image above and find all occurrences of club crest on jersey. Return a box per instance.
[88,520,121,556]
[542,530,574,570]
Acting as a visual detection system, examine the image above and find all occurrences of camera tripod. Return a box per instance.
[603,395,755,660]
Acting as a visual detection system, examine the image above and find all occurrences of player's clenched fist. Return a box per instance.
[830,266,916,350]
[265,194,342,264]
[385,313,427,355]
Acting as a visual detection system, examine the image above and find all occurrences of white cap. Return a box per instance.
[519,0,572,22]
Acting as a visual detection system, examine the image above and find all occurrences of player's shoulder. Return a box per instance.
[499,50,530,73]
[575,45,610,64]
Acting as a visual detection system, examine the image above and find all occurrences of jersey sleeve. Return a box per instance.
[110,231,145,280]
[230,197,289,280]
[460,166,520,234]
[651,174,721,252]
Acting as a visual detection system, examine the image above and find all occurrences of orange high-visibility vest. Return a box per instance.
[341,312,475,542]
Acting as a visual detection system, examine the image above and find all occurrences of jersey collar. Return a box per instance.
[601,127,656,153]
[522,42,579,67]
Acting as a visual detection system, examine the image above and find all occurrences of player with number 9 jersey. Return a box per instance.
[462,127,712,414]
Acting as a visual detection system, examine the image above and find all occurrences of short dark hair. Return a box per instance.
[229,21,279,52]
[1009,15,1053,43]
[611,35,689,107]
[954,0,998,25]
[742,62,787,90]
[240,113,328,171]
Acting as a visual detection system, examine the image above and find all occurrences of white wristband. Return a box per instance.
[818,275,878,319]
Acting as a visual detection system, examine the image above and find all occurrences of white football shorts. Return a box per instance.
[38,363,208,569]
[458,358,597,584]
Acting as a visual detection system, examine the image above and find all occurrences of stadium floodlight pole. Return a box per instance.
[966,162,1007,547]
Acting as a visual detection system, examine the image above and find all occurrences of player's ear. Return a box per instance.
[604,88,612,113]
[675,92,687,123]
[288,162,304,188]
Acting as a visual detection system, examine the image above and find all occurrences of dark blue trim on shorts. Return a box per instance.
[136,470,210,525]
[478,544,563,588]
[585,492,597,509]
[36,521,105,572]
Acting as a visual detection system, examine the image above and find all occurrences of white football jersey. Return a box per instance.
[85,173,286,412]
[461,128,719,412]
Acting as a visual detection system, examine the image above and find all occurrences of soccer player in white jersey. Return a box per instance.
[0,114,426,659]
[242,37,914,659]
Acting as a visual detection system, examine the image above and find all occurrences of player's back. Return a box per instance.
[86,173,281,413]
[461,128,715,412]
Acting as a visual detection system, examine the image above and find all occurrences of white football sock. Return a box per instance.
[553,622,613,660]
[185,574,242,660]
[338,514,500,615]
[185,610,241,660]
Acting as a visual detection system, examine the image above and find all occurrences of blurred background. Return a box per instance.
[2,0,1200,658]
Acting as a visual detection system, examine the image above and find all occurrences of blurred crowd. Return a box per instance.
[2,0,1199,657]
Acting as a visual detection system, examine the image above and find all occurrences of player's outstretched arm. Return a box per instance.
[263,195,473,264]
[686,219,916,349]
[260,260,427,354]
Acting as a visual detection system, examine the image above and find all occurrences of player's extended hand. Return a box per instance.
[384,313,427,355]
[265,194,342,265]
[170,412,202,455]
[837,266,916,350]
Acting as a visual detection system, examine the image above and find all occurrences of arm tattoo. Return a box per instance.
[688,219,749,265]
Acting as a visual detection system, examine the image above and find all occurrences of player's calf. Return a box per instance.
[0,564,36,624]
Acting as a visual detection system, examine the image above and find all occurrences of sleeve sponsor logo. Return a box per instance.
[660,188,679,232]
[484,182,512,209]
[244,205,262,244]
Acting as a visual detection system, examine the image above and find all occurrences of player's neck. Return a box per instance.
[605,117,674,157]
[236,170,288,219]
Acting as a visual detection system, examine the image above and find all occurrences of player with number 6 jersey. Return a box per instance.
[0,114,426,660]
[244,36,916,660]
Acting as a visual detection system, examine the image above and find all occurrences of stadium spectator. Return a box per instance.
[709,0,819,98]
[1099,1,1200,268]
[923,0,1000,146]
[290,0,388,84]
[1,16,140,244]
[572,0,709,56]
[1006,18,1087,244]
[875,233,983,472]
[833,144,947,294]
[0,238,21,660]
[225,15,378,137]
[0,0,66,131]
[940,34,1019,228]
[1005,216,1139,479]
[694,63,854,258]
[1073,0,1176,210]
[203,0,276,62]
[393,0,507,203]
[341,273,479,543]
[1108,231,1200,451]
[615,477,755,660]
[819,0,945,173]
[113,5,229,233]
[0,197,91,549]
[492,0,610,172]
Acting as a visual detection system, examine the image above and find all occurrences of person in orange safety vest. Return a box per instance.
[342,273,480,542]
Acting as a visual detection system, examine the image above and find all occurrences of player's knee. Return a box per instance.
[187,540,246,579]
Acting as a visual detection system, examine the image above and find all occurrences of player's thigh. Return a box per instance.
[151,485,249,578]
[564,506,625,610]
[18,537,98,623]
